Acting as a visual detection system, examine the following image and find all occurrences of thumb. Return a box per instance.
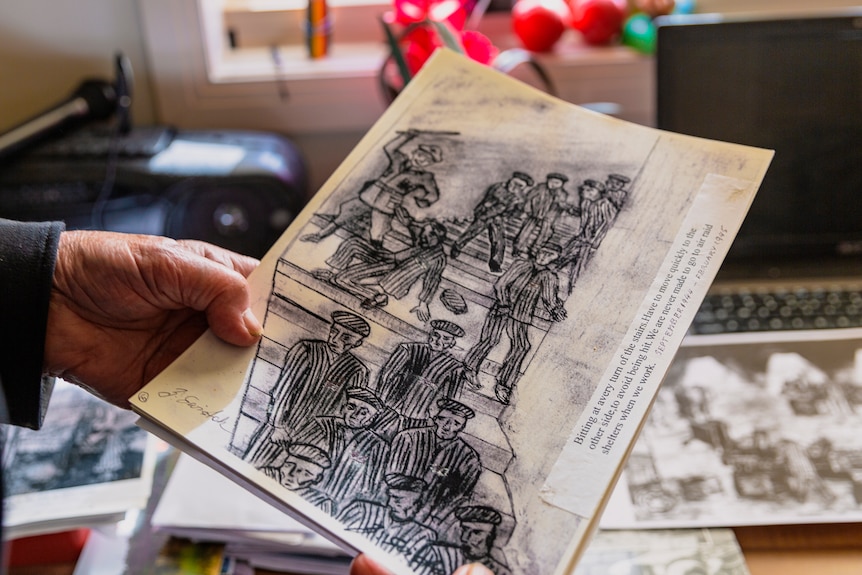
[171,246,263,347]
[452,565,495,575]
[199,269,262,347]
[349,554,393,575]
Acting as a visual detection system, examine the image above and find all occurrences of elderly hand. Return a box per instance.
[44,230,262,406]
[350,554,495,575]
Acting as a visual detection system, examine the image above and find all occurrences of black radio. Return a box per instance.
[0,55,307,258]
[0,125,308,258]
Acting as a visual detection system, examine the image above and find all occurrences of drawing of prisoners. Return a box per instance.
[229,127,635,574]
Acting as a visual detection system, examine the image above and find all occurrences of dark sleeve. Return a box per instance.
[0,218,64,429]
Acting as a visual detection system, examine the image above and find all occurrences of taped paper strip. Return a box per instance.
[540,173,758,519]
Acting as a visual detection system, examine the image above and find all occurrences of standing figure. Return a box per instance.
[464,243,567,404]
[577,178,618,245]
[560,178,619,292]
[358,129,443,244]
[244,310,371,466]
[298,387,391,510]
[449,171,534,273]
[387,399,482,530]
[604,172,632,210]
[374,319,471,438]
[413,505,512,575]
[302,129,445,245]
[513,172,570,259]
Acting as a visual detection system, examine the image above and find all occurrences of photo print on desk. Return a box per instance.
[602,330,862,530]
[3,379,157,538]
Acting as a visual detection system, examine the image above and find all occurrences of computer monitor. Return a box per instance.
[655,11,862,274]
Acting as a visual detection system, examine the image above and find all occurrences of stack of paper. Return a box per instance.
[152,453,351,574]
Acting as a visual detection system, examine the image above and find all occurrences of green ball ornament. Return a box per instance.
[622,13,656,54]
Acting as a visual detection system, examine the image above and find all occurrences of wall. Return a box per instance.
[0,0,155,134]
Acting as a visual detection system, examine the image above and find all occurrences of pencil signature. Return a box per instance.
[155,387,232,432]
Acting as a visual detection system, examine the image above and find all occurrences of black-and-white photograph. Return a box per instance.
[575,528,750,575]
[604,331,862,528]
[4,380,149,495]
[2,379,156,537]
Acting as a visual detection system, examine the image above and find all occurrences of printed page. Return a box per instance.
[130,49,773,575]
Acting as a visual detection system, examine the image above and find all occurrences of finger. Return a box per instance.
[178,239,260,278]
[172,241,264,344]
[349,554,393,575]
[197,266,262,346]
[153,247,261,346]
[452,564,495,575]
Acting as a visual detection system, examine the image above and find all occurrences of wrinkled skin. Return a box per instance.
[44,230,262,406]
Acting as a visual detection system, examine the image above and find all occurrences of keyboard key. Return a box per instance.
[690,285,862,335]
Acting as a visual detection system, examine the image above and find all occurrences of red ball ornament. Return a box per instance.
[391,0,466,28]
[512,0,572,53]
[569,0,626,45]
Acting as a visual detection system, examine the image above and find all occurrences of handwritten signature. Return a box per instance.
[156,388,232,432]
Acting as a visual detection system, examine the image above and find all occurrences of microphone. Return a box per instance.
[114,53,134,136]
[0,79,117,161]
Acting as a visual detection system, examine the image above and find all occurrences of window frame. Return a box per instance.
[212,0,394,82]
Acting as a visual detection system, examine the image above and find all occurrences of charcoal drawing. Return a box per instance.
[229,120,633,573]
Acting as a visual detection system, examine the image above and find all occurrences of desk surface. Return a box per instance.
[12,524,862,575]
[745,549,862,575]
[735,523,862,575]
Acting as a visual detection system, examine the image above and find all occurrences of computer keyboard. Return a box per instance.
[690,286,862,335]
